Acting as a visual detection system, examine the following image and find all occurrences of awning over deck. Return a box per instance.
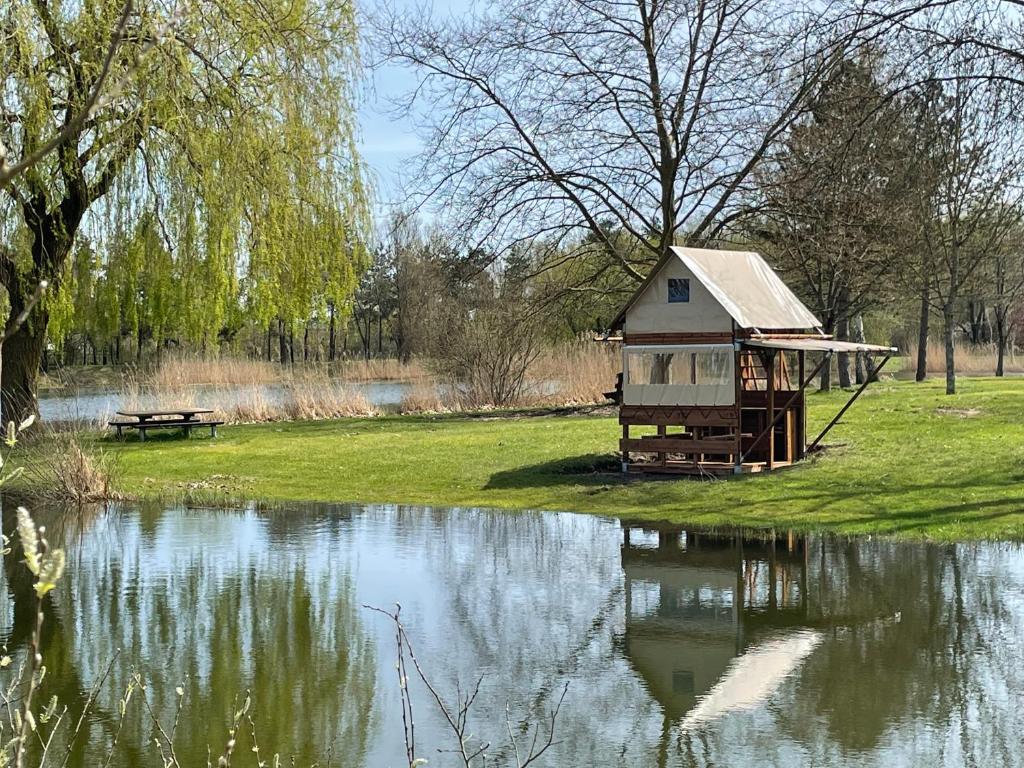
[743,338,897,354]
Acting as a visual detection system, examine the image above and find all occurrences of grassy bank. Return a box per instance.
[88,377,1024,541]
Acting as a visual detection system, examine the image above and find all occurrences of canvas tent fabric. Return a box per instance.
[743,338,897,354]
[623,344,736,406]
[610,247,822,332]
[673,247,821,330]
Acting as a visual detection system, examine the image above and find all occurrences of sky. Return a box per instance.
[357,61,424,215]
[356,0,473,220]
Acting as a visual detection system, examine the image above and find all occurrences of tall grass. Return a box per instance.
[148,354,427,388]
[147,356,281,388]
[120,370,377,424]
[21,432,117,504]
[530,343,620,405]
[398,343,620,413]
[900,340,1023,375]
[336,356,427,381]
[111,344,620,425]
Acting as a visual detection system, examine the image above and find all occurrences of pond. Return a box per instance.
[0,500,1020,767]
[37,380,416,422]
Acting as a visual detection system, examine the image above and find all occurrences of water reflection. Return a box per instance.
[0,501,1020,767]
[621,528,813,742]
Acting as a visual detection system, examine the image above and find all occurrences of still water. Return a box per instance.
[0,501,1021,766]
[37,380,415,421]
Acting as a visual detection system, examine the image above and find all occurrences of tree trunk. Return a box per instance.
[303,325,310,363]
[968,299,983,345]
[356,316,370,359]
[278,319,289,366]
[836,315,852,389]
[916,285,929,381]
[328,303,337,362]
[0,193,90,424]
[0,307,48,424]
[995,308,1007,377]
[943,302,956,395]
[289,327,295,365]
[265,323,273,361]
[852,314,868,384]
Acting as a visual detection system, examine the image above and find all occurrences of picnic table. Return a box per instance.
[109,408,223,441]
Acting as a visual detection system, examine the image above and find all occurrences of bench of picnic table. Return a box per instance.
[108,418,224,441]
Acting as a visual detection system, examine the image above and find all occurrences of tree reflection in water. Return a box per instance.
[0,501,1020,767]
[0,501,376,767]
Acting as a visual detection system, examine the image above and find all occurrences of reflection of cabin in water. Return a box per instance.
[606,247,896,474]
[620,524,811,725]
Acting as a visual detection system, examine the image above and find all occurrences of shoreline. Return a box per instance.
[18,376,1017,543]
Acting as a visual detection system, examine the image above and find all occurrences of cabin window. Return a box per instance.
[622,345,735,406]
[625,348,732,387]
[667,278,690,303]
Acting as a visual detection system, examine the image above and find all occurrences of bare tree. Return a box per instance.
[913,74,1024,394]
[430,273,544,408]
[754,55,924,389]
[372,0,883,297]
[988,226,1024,376]
[367,604,568,768]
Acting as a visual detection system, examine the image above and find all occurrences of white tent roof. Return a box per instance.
[745,338,897,354]
[673,247,821,330]
[610,247,822,332]
[678,629,822,731]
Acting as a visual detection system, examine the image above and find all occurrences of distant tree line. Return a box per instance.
[15,0,1024,411]
[366,0,1024,396]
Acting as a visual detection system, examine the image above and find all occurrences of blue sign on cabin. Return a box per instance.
[667,277,690,303]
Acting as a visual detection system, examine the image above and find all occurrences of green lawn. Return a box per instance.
[96,377,1024,541]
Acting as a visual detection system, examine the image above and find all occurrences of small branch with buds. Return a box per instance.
[366,603,569,768]
[0,0,188,189]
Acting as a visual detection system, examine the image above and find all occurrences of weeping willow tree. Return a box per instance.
[0,0,370,422]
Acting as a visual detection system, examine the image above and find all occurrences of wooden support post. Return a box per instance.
[808,354,892,452]
[621,423,629,473]
[797,350,806,459]
[733,348,743,474]
[766,350,776,471]
[740,351,831,465]
[657,424,667,467]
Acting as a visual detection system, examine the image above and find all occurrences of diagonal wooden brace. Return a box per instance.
[740,350,832,465]
[807,354,892,453]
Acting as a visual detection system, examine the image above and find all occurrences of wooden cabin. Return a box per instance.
[620,524,813,744]
[607,247,895,475]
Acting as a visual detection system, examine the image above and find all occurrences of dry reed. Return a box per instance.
[24,432,117,504]
[280,372,378,420]
[528,343,620,405]
[149,354,426,388]
[399,380,455,413]
[119,368,379,424]
[148,356,281,388]
[900,340,1023,375]
[334,357,427,382]
[113,343,620,425]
